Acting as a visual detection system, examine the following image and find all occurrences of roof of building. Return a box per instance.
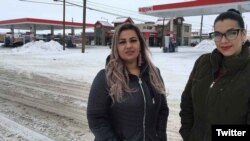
[95,21,113,27]
[140,29,157,33]
[0,18,95,30]
[112,17,134,24]
[154,18,170,26]
[139,0,250,17]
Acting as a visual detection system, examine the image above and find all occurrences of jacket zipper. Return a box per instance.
[138,77,146,141]
[207,79,216,104]
[205,72,226,140]
[202,81,216,141]
[210,81,215,88]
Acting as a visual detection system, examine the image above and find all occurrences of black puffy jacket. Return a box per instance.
[87,65,169,141]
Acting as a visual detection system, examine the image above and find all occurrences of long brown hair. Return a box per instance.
[106,23,166,103]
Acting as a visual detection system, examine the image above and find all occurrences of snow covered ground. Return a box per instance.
[0,40,216,140]
[1,40,215,99]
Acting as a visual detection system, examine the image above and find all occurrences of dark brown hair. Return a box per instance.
[214,9,245,29]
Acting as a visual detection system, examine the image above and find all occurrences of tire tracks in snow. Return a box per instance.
[0,67,95,140]
[0,68,90,124]
[0,113,53,141]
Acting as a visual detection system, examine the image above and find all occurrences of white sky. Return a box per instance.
[0,0,250,34]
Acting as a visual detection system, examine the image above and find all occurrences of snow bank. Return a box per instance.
[12,40,65,53]
[194,39,216,51]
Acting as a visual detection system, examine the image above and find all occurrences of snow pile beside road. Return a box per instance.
[194,39,216,51]
[12,40,65,53]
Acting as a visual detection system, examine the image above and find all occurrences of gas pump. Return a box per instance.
[163,36,170,53]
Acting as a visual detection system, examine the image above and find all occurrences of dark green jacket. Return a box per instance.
[180,43,250,141]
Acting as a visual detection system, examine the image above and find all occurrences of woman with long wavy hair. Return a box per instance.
[87,23,169,141]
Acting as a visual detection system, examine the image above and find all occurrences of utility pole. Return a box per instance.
[200,15,203,42]
[161,17,165,49]
[63,0,66,50]
[53,0,65,50]
[82,0,86,53]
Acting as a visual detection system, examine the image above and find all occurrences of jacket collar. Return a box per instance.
[126,63,148,78]
[210,45,250,74]
[139,63,148,76]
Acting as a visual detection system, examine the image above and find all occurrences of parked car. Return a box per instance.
[190,41,198,47]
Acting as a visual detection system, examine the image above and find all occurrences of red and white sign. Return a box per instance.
[139,6,153,13]
[138,0,250,17]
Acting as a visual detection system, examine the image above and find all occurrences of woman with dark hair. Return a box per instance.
[179,9,250,141]
[87,23,169,141]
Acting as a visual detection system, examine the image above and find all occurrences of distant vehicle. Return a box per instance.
[190,41,198,47]
[36,34,47,41]
[107,42,111,48]
[0,34,5,43]
[4,33,24,47]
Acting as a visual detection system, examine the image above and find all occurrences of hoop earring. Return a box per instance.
[242,41,245,45]
[138,53,142,67]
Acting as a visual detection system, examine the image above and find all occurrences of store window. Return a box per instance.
[184,37,189,45]
[147,26,152,30]
[184,26,190,32]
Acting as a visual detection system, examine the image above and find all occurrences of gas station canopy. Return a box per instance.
[0,18,95,30]
[139,0,250,17]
